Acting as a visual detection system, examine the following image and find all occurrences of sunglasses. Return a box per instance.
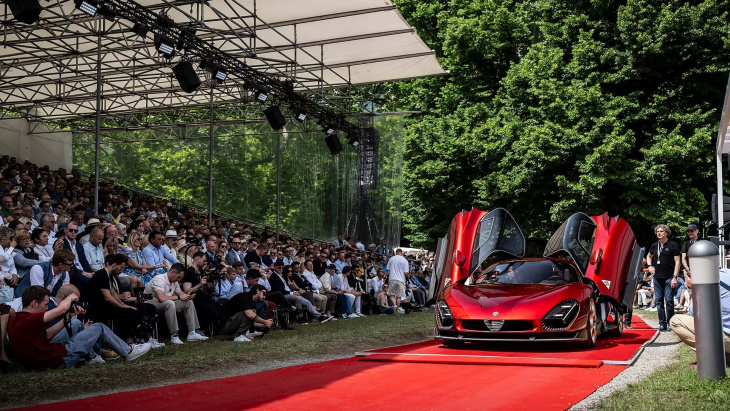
[67,229,78,233]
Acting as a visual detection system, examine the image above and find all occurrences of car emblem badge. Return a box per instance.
[484,320,505,331]
[492,311,499,317]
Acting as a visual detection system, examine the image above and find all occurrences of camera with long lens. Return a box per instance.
[134,313,158,339]
[134,287,154,303]
[70,301,89,311]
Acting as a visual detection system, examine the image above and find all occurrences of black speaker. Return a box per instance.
[264,105,287,130]
[324,134,343,155]
[4,0,42,24]
[172,61,200,93]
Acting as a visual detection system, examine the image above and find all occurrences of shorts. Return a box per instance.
[387,280,406,299]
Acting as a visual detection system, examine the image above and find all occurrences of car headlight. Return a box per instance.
[437,299,454,328]
[542,299,579,331]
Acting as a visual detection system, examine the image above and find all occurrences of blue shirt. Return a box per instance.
[335,259,347,274]
[142,244,179,268]
[83,241,104,271]
[216,279,235,301]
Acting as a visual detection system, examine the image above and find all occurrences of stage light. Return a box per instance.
[2,0,42,24]
[132,23,149,37]
[172,61,201,93]
[324,134,343,154]
[264,105,287,130]
[74,0,97,16]
[347,131,360,147]
[97,5,117,21]
[213,67,227,82]
[154,33,175,58]
[319,120,335,135]
[292,107,306,122]
[253,86,269,103]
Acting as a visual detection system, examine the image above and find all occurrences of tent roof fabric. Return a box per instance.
[0,0,445,121]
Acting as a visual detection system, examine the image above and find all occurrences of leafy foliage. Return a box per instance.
[386,0,730,247]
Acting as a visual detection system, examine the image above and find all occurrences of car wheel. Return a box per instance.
[580,299,598,348]
[604,304,624,337]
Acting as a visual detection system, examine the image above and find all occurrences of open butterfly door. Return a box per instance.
[427,236,448,303]
[545,212,639,305]
[433,207,525,299]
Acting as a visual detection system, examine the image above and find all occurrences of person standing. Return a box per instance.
[646,224,681,331]
[680,224,699,279]
[386,249,409,314]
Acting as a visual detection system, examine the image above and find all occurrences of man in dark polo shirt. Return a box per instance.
[646,224,681,332]
[220,284,273,342]
[680,223,700,278]
[8,286,150,370]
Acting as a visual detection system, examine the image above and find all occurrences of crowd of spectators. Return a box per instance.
[0,156,434,372]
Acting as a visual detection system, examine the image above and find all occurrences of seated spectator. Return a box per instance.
[301,260,336,320]
[182,251,218,333]
[670,271,730,367]
[123,231,161,285]
[60,221,94,285]
[144,263,207,344]
[225,237,245,265]
[269,261,327,324]
[217,267,239,301]
[161,230,179,271]
[377,283,395,315]
[220,284,272,342]
[321,264,352,319]
[8,285,150,370]
[368,269,385,296]
[83,227,105,272]
[88,254,162,348]
[31,228,53,261]
[142,230,179,273]
[406,271,427,308]
[0,227,18,288]
[338,267,363,317]
[14,249,75,298]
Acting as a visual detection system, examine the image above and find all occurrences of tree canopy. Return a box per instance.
[383,0,730,247]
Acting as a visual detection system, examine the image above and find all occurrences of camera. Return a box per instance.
[203,266,225,282]
[133,313,158,339]
[70,301,89,310]
[134,287,154,303]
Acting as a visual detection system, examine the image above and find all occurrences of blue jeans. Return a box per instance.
[653,277,675,327]
[60,323,129,368]
[336,294,352,315]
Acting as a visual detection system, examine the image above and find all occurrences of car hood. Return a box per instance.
[444,283,579,318]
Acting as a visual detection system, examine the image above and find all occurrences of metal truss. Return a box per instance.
[0,0,370,127]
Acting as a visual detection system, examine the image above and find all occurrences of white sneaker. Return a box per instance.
[126,343,151,362]
[195,331,209,339]
[233,334,252,342]
[244,330,263,339]
[148,338,165,349]
[86,355,105,366]
[341,314,350,319]
[187,332,208,342]
[170,336,184,345]
[397,307,406,314]
[355,313,365,317]
[321,315,334,323]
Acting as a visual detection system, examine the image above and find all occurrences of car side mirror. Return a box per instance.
[590,248,603,271]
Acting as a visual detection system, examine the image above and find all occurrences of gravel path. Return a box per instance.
[569,315,682,410]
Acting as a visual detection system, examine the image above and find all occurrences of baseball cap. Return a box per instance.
[326,264,336,270]
[686,224,699,231]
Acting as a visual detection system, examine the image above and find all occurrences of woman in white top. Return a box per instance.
[0,227,17,286]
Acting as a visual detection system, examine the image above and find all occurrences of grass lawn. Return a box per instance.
[599,344,730,410]
[1,311,435,408]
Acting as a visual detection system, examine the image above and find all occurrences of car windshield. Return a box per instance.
[467,260,579,285]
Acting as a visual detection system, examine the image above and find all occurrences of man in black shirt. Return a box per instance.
[182,251,219,334]
[244,244,266,269]
[646,224,681,331]
[220,284,273,342]
[88,254,157,344]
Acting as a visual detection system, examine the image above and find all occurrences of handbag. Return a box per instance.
[0,284,15,303]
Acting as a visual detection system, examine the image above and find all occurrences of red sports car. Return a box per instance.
[431,208,644,347]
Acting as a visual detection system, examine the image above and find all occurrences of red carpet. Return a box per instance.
[14,316,653,411]
[360,315,657,366]
[15,358,626,411]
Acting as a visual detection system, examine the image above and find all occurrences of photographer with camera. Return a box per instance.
[88,254,162,348]
[144,263,207,344]
[182,251,221,334]
[220,284,272,342]
[8,285,150,370]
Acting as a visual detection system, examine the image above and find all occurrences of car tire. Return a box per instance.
[604,304,624,337]
[580,299,598,348]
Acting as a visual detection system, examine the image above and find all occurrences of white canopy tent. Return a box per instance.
[0,0,445,120]
[714,74,730,266]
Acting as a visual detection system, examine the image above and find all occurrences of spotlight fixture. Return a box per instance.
[264,105,287,130]
[153,33,175,58]
[324,134,343,155]
[318,120,335,135]
[253,85,269,103]
[172,61,201,93]
[213,67,227,82]
[292,106,307,122]
[97,4,117,21]
[131,23,149,37]
[347,131,360,147]
[74,0,97,16]
[2,0,42,24]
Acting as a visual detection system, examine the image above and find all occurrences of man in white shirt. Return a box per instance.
[355,239,365,251]
[367,269,385,296]
[386,249,409,313]
[302,260,336,319]
[144,263,207,345]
